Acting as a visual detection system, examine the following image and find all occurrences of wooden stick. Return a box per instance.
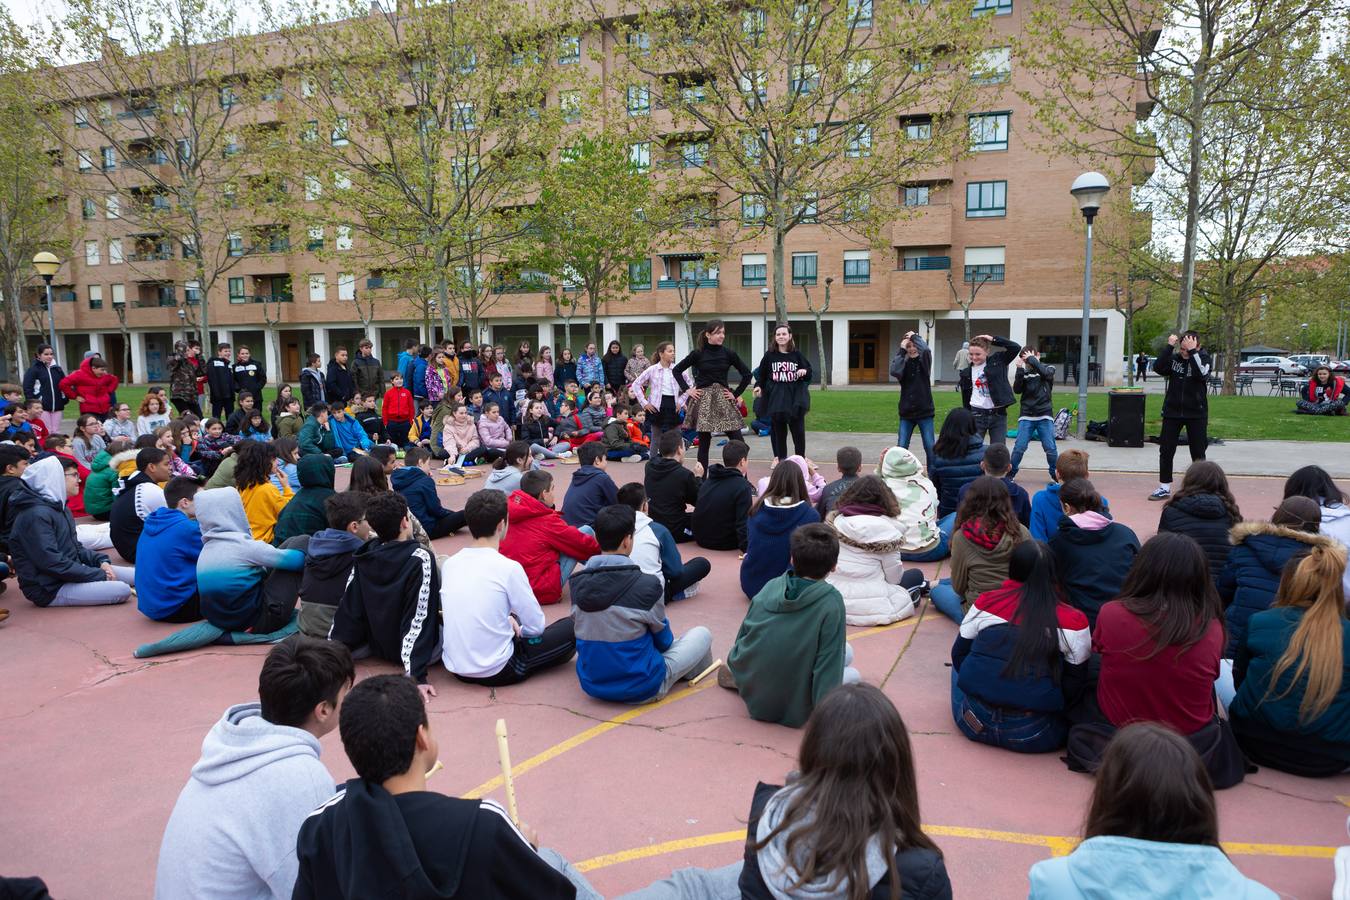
[425,759,444,780]
[690,658,723,686]
[495,718,520,827]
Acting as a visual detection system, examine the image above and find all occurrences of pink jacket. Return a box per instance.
[629,363,685,410]
[477,415,512,450]
[757,455,827,505]
[443,418,480,456]
[534,360,554,384]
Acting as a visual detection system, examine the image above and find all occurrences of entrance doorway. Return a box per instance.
[848,325,880,383]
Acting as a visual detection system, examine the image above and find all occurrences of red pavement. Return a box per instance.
[0,463,1345,898]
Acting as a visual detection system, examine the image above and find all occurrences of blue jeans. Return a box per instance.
[898,417,936,464]
[950,669,1067,754]
[901,529,949,562]
[929,578,965,623]
[938,512,956,542]
[1010,419,1058,479]
[559,525,596,586]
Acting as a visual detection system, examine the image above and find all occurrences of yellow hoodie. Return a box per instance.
[239,479,293,543]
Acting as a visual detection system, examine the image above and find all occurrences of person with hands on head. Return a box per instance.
[891,329,936,465]
[752,323,813,465]
[1150,331,1212,501]
[1010,347,1059,481]
[958,333,1021,446]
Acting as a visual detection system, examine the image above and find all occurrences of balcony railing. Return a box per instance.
[230,293,294,304]
[657,277,719,289]
[493,279,552,294]
[134,296,178,308]
[127,250,174,262]
[901,256,951,271]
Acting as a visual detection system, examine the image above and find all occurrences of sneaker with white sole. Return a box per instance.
[1148,487,1171,501]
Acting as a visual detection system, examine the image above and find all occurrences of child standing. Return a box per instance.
[1010,347,1058,480]
[890,330,935,464]
[381,372,414,447]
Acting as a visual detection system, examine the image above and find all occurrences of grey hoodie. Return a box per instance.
[155,702,336,900]
[196,488,306,630]
[756,784,890,900]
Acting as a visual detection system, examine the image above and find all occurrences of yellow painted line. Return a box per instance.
[1338,795,1350,808]
[847,617,918,641]
[575,826,1337,873]
[461,680,716,799]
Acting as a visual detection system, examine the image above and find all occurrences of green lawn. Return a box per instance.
[804,389,1350,442]
[106,384,1348,442]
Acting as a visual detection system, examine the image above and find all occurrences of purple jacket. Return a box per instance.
[477,415,512,450]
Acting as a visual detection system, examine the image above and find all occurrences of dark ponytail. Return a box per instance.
[1004,540,1066,681]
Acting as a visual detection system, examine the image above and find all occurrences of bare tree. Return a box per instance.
[800,277,832,390]
[947,271,992,343]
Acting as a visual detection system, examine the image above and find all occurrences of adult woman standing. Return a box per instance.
[630,341,684,451]
[753,323,813,464]
[601,340,628,392]
[674,320,753,470]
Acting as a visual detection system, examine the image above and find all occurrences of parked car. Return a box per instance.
[1289,354,1330,372]
[1237,355,1307,376]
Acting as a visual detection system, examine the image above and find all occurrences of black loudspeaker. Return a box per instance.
[1107,391,1145,448]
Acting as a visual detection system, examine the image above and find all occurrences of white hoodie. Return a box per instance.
[155,702,335,900]
[630,510,663,578]
[827,512,918,626]
[1319,503,1350,600]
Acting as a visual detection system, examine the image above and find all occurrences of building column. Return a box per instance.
[830,316,850,387]
[263,329,282,388]
[1007,311,1029,350]
[313,327,330,365]
[537,321,552,356]
[673,317,692,360]
[1103,312,1126,386]
[87,332,105,358]
[130,331,147,386]
[750,316,766,367]
[601,317,619,353]
[214,329,232,353]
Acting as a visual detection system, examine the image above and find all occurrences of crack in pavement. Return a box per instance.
[1245,778,1346,806]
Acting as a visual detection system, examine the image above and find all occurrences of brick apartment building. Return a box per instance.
[25,0,1151,388]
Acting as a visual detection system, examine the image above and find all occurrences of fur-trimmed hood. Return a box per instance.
[1229,520,1333,548]
[828,511,908,554]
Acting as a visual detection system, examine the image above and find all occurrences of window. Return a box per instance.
[110,283,125,306]
[174,138,192,163]
[964,246,1006,282]
[88,285,103,310]
[742,7,766,38]
[969,112,1010,151]
[97,101,113,123]
[85,240,100,266]
[223,133,242,157]
[181,236,197,259]
[338,272,355,300]
[741,194,767,222]
[843,250,870,284]
[627,30,650,54]
[789,64,819,95]
[109,239,123,264]
[336,225,353,251]
[904,185,931,206]
[626,85,650,117]
[679,140,708,168]
[219,85,238,109]
[742,129,766,163]
[100,147,116,171]
[558,35,580,64]
[264,227,289,253]
[974,47,1012,83]
[738,70,768,104]
[307,226,324,251]
[629,141,650,172]
[798,193,819,223]
[792,252,818,285]
[75,106,89,128]
[185,281,202,304]
[973,0,1013,14]
[77,150,92,172]
[81,198,96,219]
[966,180,1007,217]
[227,232,244,257]
[229,276,246,303]
[848,0,874,27]
[742,253,767,286]
[846,123,872,157]
[846,58,874,92]
[305,175,321,201]
[331,117,349,145]
[450,102,475,131]
[333,171,351,191]
[794,125,819,146]
[903,115,932,141]
[560,91,581,124]
[308,273,326,302]
[106,195,120,219]
[628,259,652,290]
[302,121,318,143]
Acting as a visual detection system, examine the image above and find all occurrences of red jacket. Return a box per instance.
[382,386,414,423]
[499,489,600,604]
[1305,376,1345,403]
[51,450,88,517]
[59,357,120,416]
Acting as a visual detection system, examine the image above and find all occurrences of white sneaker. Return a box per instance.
[1335,816,1350,900]
[1148,487,1171,501]
[678,582,700,600]
[625,454,643,462]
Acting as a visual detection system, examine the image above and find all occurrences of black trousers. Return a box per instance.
[210,398,233,420]
[696,429,744,471]
[454,619,577,687]
[647,395,681,454]
[250,536,309,633]
[386,420,412,447]
[172,397,203,418]
[1158,415,1207,483]
[666,556,711,602]
[428,510,466,539]
[769,414,806,460]
[158,593,203,624]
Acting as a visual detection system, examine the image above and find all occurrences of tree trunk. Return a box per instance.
[1223,305,1239,395]
[682,309,694,357]
[813,313,828,391]
[194,253,210,349]
[1175,65,1208,332]
[586,286,600,348]
[6,278,26,381]
[771,228,787,323]
[963,306,971,343]
[1123,309,1135,387]
[121,325,132,384]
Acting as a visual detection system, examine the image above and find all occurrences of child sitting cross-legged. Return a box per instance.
[292,674,601,899]
[615,482,711,602]
[499,468,600,605]
[600,405,649,461]
[824,475,928,626]
[330,491,442,701]
[569,504,713,703]
[196,488,306,633]
[723,523,856,728]
[390,447,465,539]
[135,477,205,623]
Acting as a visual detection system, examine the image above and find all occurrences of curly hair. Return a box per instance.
[233,439,277,492]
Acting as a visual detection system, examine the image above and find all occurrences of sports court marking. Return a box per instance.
[461,618,918,799]
[574,825,1338,873]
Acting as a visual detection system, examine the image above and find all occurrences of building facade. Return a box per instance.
[27,0,1151,387]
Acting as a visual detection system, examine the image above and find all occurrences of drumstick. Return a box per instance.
[690,658,723,686]
[495,718,520,827]
[426,759,444,780]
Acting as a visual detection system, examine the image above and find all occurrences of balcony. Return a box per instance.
[900,256,951,271]
[891,204,953,247]
[657,277,719,289]
[890,268,951,311]
[229,293,294,304]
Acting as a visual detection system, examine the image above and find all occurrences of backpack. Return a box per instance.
[1052,407,1071,439]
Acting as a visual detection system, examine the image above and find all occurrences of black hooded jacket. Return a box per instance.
[644,456,701,536]
[1157,492,1236,582]
[1013,356,1056,419]
[890,334,934,421]
[1154,344,1212,419]
[692,464,754,551]
[9,470,109,605]
[293,778,576,900]
[330,538,440,684]
[958,336,1021,411]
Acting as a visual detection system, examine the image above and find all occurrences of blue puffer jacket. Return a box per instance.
[1216,521,1327,657]
[929,435,985,518]
[740,500,820,599]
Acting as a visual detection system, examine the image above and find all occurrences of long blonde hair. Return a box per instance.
[1263,542,1348,722]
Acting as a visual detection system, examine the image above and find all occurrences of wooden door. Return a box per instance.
[849,330,879,382]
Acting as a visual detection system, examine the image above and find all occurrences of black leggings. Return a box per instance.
[172,397,203,418]
[769,415,806,460]
[696,429,744,470]
[1158,416,1208,483]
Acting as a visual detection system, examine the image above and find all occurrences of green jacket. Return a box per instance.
[274,455,337,546]
[298,415,337,457]
[83,449,132,518]
[204,455,237,490]
[600,418,629,450]
[727,572,848,728]
[273,412,302,440]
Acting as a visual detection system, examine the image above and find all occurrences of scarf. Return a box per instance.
[960,516,1006,550]
[835,502,888,519]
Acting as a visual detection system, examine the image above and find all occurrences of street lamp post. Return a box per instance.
[32,251,61,368]
[1070,172,1110,440]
